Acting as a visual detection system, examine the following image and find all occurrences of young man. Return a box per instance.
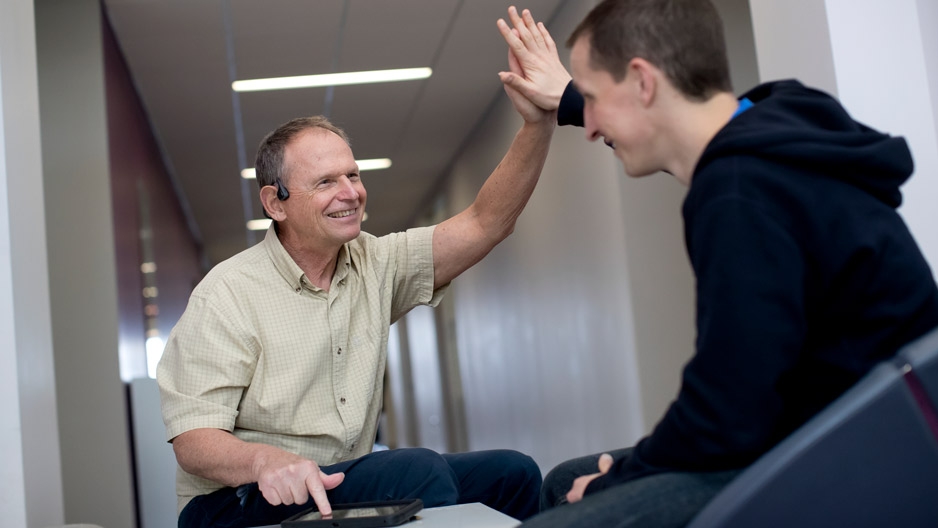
[158,72,555,525]
[498,1,938,526]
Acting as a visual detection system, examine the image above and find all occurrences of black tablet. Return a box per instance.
[281,499,423,528]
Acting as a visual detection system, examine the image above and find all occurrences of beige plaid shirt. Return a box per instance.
[157,225,445,512]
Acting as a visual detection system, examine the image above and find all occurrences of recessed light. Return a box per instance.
[232,67,432,93]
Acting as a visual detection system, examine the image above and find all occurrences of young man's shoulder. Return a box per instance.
[691,78,911,215]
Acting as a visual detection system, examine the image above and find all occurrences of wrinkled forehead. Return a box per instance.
[283,128,357,180]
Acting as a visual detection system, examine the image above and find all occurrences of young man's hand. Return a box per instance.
[566,453,613,503]
[497,6,572,112]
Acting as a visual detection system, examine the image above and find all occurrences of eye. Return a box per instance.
[317,178,334,188]
[348,172,361,181]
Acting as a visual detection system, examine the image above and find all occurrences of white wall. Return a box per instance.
[0,1,65,527]
[34,0,137,526]
[824,0,938,276]
[446,105,646,472]
[129,378,177,528]
[0,75,28,524]
[749,0,938,276]
[405,306,449,453]
[748,0,839,95]
[922,0,938,151]
[714,0,761,95]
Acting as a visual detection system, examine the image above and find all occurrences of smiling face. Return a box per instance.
[277,128,367,249]
[570,37,661,178]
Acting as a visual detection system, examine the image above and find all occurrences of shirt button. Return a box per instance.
[295,287,301,293]
[337,348,342,355]
[340,397,346,404]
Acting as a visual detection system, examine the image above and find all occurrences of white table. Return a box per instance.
[408,503,520,527]
[258,502,520,528]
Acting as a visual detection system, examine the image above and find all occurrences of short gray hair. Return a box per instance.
[253,116,351,189]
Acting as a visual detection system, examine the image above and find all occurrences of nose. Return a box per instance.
[337,175,361,200]
[583,110,601,142]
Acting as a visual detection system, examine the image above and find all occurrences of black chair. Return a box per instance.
[899,326,938,416]
[687,327,938,528]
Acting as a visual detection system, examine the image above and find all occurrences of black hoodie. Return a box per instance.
[563,80,938,493]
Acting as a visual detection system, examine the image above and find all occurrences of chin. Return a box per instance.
[618,157,655,178]
[616,155,638,177]
[346,226,363,240]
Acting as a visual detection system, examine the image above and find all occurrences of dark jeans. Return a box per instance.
[526,448,741,528]
[178,447,541,528]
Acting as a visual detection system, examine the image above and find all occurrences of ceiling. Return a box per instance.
[102,0,569,266]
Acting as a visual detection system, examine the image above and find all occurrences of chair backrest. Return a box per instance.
[899,327,938,428]
[687,327,938,528]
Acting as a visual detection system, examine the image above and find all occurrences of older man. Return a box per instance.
[158,76,555,527]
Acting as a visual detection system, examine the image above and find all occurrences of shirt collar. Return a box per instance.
[263,225,351,292]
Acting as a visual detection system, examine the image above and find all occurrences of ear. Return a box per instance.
[259,185,287,221]
[627,57,658,107]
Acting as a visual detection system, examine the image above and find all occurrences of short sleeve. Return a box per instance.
[381,225,449,322]
[156,294,258,441]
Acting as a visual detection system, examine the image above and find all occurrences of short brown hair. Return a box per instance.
[567,0,732,100]
[254,116,351,189]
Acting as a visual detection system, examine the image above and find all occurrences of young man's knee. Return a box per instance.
[543,456,583,489]
[540,456,591,510]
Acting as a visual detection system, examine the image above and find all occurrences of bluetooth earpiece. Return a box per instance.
[275,178,290,200]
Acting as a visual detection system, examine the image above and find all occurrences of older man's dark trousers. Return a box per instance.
[178,447,541,528]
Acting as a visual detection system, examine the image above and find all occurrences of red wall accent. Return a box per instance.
[103,13,204,379]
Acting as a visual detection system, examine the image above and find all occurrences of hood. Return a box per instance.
[698,80,913,208]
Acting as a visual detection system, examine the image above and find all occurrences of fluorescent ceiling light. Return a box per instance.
[232,67,432,93]
[247,212,368,231]
[356,158,392,171]
[241,158,391,179]
[247,219,272,231]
